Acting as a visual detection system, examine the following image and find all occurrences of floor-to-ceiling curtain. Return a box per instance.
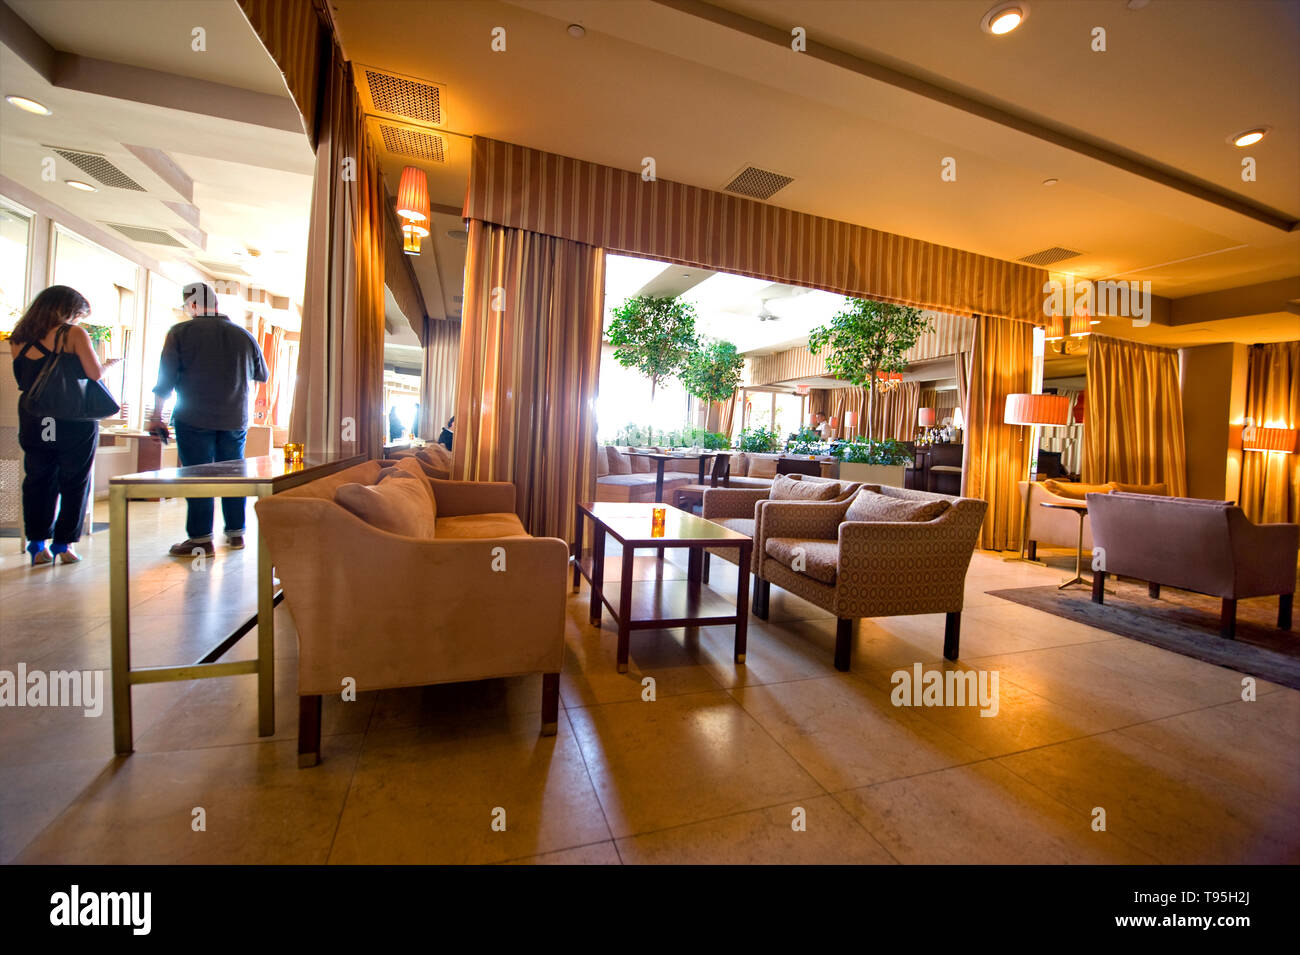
[455,220,605,542]
[869,381,921,440]
[253,325,283,427]
[1241,340,1299,523]
[964,314,1034,550]
[704,392,737,438]
[288,42,385,458]
[1084,336,1187,495]
[420,318,460,440]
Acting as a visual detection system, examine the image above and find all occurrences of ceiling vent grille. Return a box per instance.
[1018,246,1082,266]
[359,66,445,126]
[194,260,250,276]
[723,165,794,200]
[49,148,145,191]
[376,122,447,163]
[104,223,185,246]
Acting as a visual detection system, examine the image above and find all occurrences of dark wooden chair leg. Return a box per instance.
[540,672,560,736]
[1091,570,1107,604]
[298,694,322,768]
[752,578,770,619]
[943,612,961,660]
[1278,593,1292,631]
[1220,598,1237,639]
[1148,582,1161,599]
[701,552,710,583]
[834,618,853,671]
[1026,540,1037,562]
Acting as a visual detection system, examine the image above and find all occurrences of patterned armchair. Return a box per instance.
[751,486,987,670]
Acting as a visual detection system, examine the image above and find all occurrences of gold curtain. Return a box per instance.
[869,381,921,440]
[1083,335,1187,495]
[964,314,1034,550]
[253,325,283,426]
[420,318,460,440]
[705,392,737,438]
[1241,340,1299,523]
[454,221,605,543]
[287,42,385,458]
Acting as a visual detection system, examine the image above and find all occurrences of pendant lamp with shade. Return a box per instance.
[397,166,430,255]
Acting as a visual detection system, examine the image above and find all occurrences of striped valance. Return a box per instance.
[905,313,976,363]
[237,0,325,140]
[465,137,1048,323]
[748,347,829,387]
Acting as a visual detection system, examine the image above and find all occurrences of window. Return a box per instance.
[0,197,33,334]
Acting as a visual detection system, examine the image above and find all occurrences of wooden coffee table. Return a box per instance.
[573,502,752,672]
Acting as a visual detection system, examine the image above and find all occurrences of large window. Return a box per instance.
[0,197,33,334]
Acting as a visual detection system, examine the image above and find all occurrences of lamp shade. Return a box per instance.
[828,416,840,429]
[396,166,430,223]
[1243,425,1297,453]
[844,410,857,428]
[1004,393,1070,427]
[952,407,965,429]
[918,407,937,427]
[794,383,810,396]
[1044,314,1066,341]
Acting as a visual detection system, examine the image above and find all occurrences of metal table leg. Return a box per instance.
[257,489,275,736]
[110,484,133,754]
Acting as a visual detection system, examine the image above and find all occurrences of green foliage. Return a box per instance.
[607,423,727,449]
[787,427,821,455]
[736,426,780,453]
[607,295,698,399]
[808,298,931,442]
[83,324,113,346]
[680,338,744,404]
[839,439,913,466]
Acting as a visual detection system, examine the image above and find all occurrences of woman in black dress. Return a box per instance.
[8,285,116,565]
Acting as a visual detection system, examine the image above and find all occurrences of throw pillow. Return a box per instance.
[1108,481,1168,496]
[336,473,436,538]
[379,458,439,511]
[1043,479,1110,501]
[770,474,840,501]
[729,453,749,476]
[748,454,779,478]
[606,446,631,475]
[844,488,950,523]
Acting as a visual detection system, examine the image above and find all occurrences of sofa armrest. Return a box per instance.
[1230,515,1300,596]
[834,510,982,614]
[702,487,769,520]
[757,498,851,544]
[255,496,567,694]
[429,479,517,516]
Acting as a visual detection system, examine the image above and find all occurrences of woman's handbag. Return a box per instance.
[17,324,121,421]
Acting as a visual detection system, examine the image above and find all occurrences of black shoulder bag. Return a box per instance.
[18,324,121,421]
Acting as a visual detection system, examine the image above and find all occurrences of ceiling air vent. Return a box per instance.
[104,223,185,247]
[49,147,145,191]
[722,165,793,201]
[194,260,250,276]
[1018,246,1082,266]
[376,122,447,163]
[359,65,445,126]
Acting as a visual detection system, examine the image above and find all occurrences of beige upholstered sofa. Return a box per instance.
[752,485,987,670]
[1019,479,1168,557]
[389,443,453,480]
[255,458,567,766]
[1088,491,1297,638]
[595,445,703,503]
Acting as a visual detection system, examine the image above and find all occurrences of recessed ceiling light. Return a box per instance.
[5,95,51,115]
[981,2,1027,35]
[567,23,586,38]
[446,228,468,241]
[65,180,96,192]
[1230,127,1269,148]
[1042,177,1058,186]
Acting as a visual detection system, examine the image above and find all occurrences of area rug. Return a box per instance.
[987,579,1300,691]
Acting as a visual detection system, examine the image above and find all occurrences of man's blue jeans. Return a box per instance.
[174,422,247,541]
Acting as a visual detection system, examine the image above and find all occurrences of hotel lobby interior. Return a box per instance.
[1,0,1298,894]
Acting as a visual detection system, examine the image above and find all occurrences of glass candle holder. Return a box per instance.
[284,443,304,466]
[651,506,666,537]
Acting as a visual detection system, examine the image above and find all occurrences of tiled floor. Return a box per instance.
[2,499,1297,864]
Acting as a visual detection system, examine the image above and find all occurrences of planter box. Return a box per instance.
[837,462,907,487]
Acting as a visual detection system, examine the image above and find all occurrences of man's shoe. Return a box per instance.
[226,534,245,550]
[169,539,215,558]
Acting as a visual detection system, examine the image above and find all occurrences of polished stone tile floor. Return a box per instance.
[1,499,1297,864]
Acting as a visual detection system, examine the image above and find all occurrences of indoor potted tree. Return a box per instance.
[679,336,744,446]
[607,294,698,447]
[808,298,931,486]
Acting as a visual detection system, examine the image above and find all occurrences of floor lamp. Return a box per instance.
[1003,393,1071,562]
[1240,423,1298,506]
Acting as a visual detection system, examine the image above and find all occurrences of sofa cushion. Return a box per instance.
[630,451,654,473]
[595,445,610,477]
[434,512,529,538]
[1043,479,1110,501]
[765,537,839,584]
[770,473,841,501]
[748,454,779,478]
[606,446,631,474]
[335,473,436,538]
[379,457,439,510]
[417,444,453,471]
[597,473,664,488]
[1108,481,1168,496]
[729,452,749,476]
[845,488,949,523]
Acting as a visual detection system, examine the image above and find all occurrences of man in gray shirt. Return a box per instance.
[150,282,268,557]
